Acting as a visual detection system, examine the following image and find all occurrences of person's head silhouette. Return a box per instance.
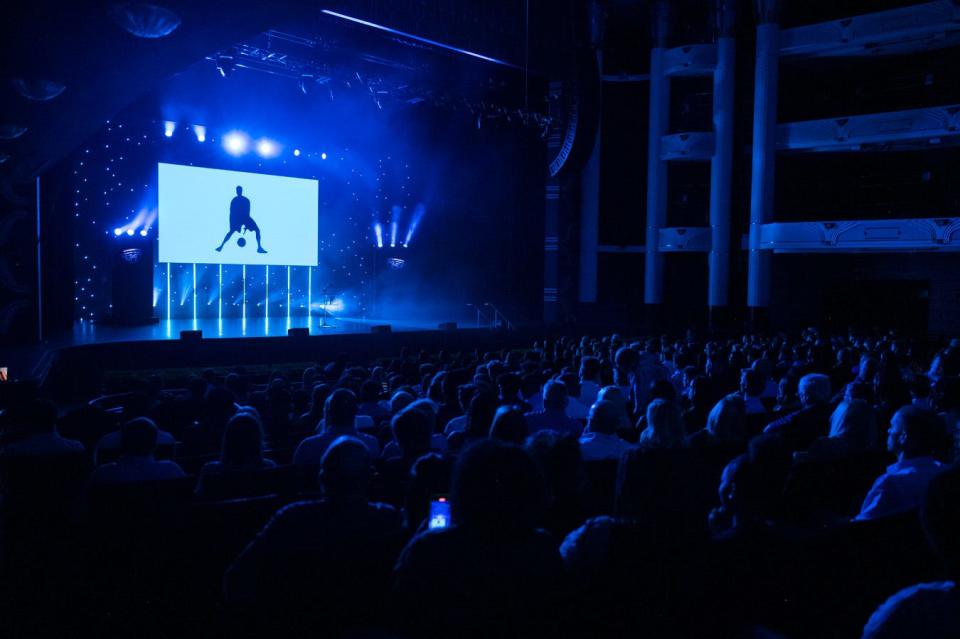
[236,185,243,196]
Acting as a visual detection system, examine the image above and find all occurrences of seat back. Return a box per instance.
[195,464,299,501]
[86,475,196,530]
[0,451,92,527]
[582,459,620,516]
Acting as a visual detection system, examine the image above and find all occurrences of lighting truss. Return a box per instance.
[210,30,551,131]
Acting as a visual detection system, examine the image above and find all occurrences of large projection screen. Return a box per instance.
[158,163,318,266]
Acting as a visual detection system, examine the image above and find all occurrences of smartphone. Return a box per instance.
[428,495,451,530]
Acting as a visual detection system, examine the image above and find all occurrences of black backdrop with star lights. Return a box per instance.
[54,65,545,330]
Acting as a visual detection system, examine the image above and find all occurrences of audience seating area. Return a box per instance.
[1,329,959,638]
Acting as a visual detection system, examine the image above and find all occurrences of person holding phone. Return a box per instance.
[393,440,564,636]
[428,495,451,529]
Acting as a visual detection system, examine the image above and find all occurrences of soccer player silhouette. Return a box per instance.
[216,186,267,253]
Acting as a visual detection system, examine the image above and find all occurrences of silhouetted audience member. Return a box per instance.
[382,405,432,472]
[596,385,631,434]
[94,414,177,465]
[357,379,390,424]
[90,418,186,484]
[181,385,238,456]
[579,356,603,407]
[856,406,947,520]
[0,399,84,457]
[763,373,833,450]
[199,411,276,476]
[774,375,801,415]
[402,452,452,531]
[293,383,330,433]
[708,454,749,536]
[524,430,585,539]
[393,440,564,636]
[579,400,632,461]
[447,389,497,452]
[804,398,879,461]
[435,369,468,429]
[390,390,416,415]
[553,372,588,419]
[741,368,768,415]
[862,464,960,638]
[225,437,402,632]
[524,380,582,436]
[683,374,714,435]
[495,372,527,412]
[637,398,684,449]
[442,383,478,436]
[293,389,380,464]
[489,405,529,445]
[933,376,960,458]
[686,393,747,451]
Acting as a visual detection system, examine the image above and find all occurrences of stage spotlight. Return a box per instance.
[293,148,301,157]
[193,125,206,142]
[256,138,280,158]
[114,227,123,236]
[223,131,249,156]
[126,228,135,236]
[390,221,398,248]
[216,52,235,78]
[163,121,176,137]
[321,152,327,160]
[405,203,425,247]
[374,223,383,248]
[140,229,148,237]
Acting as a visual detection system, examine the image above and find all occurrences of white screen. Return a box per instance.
[158,163,318,266]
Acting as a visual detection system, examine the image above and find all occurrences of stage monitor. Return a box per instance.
[158,163,318,266]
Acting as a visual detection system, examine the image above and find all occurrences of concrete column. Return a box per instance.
[578,51,601,304]
[708,2,736,327]
[644,26,670,306]
[748,4,780,317]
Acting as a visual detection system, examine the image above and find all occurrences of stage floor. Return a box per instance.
[70,316,442,344]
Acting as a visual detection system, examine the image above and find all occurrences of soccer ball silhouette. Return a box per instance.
[237,237,247,247]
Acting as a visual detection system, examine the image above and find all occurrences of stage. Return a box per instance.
[69,315,446,345]
[4,316,532,404]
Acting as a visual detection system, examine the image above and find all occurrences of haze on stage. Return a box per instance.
[158,162,319,266]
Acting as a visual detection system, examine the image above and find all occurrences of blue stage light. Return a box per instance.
[193,125,206,142]
[374,223,383,248]
[114,227,123,236]
[164,121,176,137]
[404,203,425,247]
[140,229,148,237]
[256,138,280,158]
[126,228,135,236]
[293,148,301,156]
[390,221,398,248]
[321,152,327,160]
[223,131,249,156]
